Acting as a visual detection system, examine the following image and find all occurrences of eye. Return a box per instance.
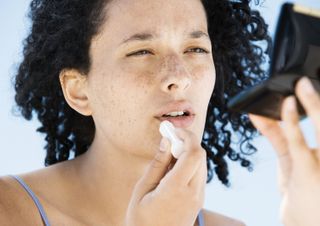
[185,47,209,54]
[126,50,153,57]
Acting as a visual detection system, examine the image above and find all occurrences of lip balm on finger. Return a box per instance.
[159,120,184,158]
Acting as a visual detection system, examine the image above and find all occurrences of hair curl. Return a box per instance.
[14,0,271,186]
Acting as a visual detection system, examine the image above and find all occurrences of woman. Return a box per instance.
[0,0,274,225]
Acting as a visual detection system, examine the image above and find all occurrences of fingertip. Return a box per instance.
[249,113,280,134]
[281,96,299,123]
[249,113,278,124]
[296,76,315,96]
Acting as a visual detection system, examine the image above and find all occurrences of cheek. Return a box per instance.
[119,60,159,89]
[90,70,154,130]
[89,73,143,137]
[192,64,215,123]
[191,63,216,93]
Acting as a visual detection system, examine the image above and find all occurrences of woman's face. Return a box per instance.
[86,0,215,158]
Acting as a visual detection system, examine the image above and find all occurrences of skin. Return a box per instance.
[0,0,244,225]
[250,77,320,226]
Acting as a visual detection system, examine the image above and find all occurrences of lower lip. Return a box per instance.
[157,115,195,128]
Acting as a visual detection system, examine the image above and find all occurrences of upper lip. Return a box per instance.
[155,101,195,118]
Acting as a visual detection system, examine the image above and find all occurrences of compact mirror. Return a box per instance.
[227,3,320,120]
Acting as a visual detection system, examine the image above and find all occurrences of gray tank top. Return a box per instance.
[11,175,205,226]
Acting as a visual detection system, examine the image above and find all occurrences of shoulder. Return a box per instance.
[0,164,68,225]
[202,208,246,226]
[0,175,43,225]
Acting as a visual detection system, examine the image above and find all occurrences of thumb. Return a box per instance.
[134,137,173,199]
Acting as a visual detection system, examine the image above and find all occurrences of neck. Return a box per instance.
[70,135,153,225]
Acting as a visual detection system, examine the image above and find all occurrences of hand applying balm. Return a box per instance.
[159,121,184,158]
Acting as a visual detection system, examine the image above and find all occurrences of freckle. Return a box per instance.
[159,60,166,72]
[118,120,123,127]
[135,71,155,86]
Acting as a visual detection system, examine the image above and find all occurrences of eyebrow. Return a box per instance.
[188,30,209,39]
[119,30,210,46]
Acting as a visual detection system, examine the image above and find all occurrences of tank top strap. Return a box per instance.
[198,209,205,226]
[10,175,51,226]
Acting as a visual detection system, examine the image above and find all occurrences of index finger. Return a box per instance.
[163,129,206,187]
[249,114,288,157]
[295,77,320,144]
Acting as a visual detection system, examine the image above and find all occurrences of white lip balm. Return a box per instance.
[159,120,184,158]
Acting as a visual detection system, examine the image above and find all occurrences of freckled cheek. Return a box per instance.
[119,60,160,88]
[94,69,155,120]
[190,64,216,88]
[117,60,216,95]
[90,78,120,116]
[190,66,215,125]
[190,66,215,132]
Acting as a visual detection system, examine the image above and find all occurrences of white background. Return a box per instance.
[1,1,319,226]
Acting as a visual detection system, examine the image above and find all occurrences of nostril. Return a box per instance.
[162,74,191,92]
[167,83,178,90]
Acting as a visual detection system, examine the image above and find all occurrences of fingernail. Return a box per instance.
[159,137,168,152]
[299,77,315,94]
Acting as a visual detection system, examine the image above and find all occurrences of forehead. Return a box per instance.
[99,0,208,40]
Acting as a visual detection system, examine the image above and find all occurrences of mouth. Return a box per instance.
[157,114,195,128]
[155,103,196,128]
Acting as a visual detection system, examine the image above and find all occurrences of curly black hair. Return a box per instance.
[14,0,271,186]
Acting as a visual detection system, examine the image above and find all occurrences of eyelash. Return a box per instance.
[126,47,210,57]
[126,50,153,57]
[184,48,209,54]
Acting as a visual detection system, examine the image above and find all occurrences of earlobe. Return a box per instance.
[59,69,92,116]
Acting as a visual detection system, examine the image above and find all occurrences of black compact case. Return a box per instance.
[227,3,320,120]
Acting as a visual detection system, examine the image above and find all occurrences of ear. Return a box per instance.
[59,69,92,116]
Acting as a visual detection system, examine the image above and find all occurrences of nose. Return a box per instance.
[160,55,191,93]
